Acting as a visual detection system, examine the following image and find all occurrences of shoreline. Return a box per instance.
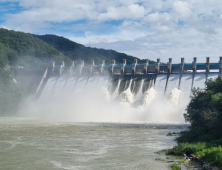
[164,132,222,170]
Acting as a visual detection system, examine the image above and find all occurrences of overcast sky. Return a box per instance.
[0,0,222,63]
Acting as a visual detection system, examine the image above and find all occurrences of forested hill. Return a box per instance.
[0,28,153,68]
[0,28,70,115]
[33,34,154,64]
[0,28,71,68]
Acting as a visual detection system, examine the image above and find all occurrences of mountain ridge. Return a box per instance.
[33,34,154,65]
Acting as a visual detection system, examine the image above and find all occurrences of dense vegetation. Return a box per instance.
[0,42,18,67]
[181,76,222,142]
[167,76,222,167]
[0,42,21,115]
[0,28,71,68]
[33,34,153,65]
[0,68,22,116]
[0,28,74,115]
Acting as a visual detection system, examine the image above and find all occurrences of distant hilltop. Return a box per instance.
[0,28,154,69]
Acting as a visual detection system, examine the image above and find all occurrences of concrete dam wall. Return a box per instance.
[14,57,221,108]
[14,57,222,122]
[38,57,221,103]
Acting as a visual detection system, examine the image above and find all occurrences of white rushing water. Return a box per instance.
[179,74,193,103]
[50,76,67,99]
[74,77,88,91]
[39,76,58,101]
[21,72,219,123]
[141,87,156,106]
[154,74,167,95]
[134,79,144,102]
[119,79,134,103]
[165,74,180,97]
[169,88,181,105]
[111,78,121,100]
[61,76,77,97]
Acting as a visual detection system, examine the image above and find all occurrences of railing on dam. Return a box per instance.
[53,57,222,78]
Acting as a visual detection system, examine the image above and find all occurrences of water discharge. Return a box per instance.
[7,72,220,170]
[169,88,181,105]
[111,78,121,100]
[119,78,134,103]
[19,73,219,123]
[141,87,156,106]
[179,74,193,103]
[135,79,144,102]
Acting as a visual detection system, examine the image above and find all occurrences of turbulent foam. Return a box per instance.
[135,79,144,101]
[101,87,110,101]
[111,79,121,100]
[119,79,134,103]
[119,88,134,103]
[169,88,181,105]
[141,87,156,106]
[19,75,196,123]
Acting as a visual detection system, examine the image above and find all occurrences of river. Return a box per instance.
[0,117,188,170]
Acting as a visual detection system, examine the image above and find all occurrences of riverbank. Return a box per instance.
[165,134,222,169]
[164,76,222,169]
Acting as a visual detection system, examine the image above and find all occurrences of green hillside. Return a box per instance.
[0,42,18,68]
[0,28,71,68]
[33,34,153,65]
[0,28,71,115]
[0,42,20,115]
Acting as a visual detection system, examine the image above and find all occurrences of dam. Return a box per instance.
[14,56,222,122]
[33,57,220,104]
[5,57,219,169]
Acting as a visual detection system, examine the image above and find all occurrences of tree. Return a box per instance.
[181,76,222,142]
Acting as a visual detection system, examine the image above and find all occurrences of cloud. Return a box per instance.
[87,27,222,63]
[1,0,222,62]
[70,28,148,44]
[144,12,171,23]
[98,4,145,21]
[143,12,172,32]
[173,1,192,17]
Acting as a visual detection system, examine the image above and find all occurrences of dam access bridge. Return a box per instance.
[14,57,222,98]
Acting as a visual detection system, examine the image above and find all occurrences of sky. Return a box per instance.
[0,0,222,63]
